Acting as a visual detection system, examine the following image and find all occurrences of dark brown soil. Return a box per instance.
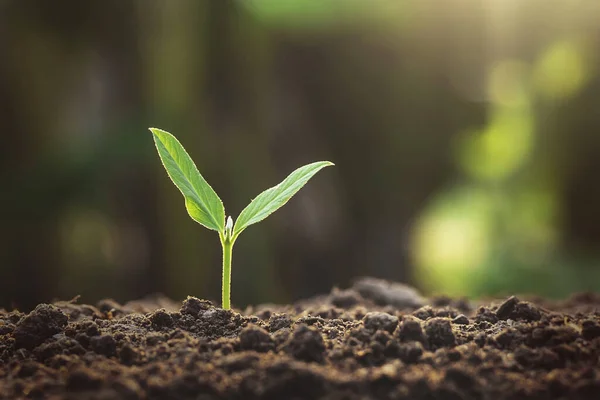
[1,277,600,400]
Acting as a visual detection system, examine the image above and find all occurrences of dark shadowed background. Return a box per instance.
[2,0,600,310]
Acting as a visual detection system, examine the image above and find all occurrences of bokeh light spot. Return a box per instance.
[457,108,534,181]
[533,39,590,100]
[411,188,492,295]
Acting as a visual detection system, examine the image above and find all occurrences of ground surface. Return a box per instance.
[1,278,600,400]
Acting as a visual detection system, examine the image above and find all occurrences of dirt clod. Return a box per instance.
[268,313,293,332]
[283,324,325,363]
[397,315,426,343]
[582,320,600,340]
[496,295,520,319]
[397,341,424,363]
[180,297,213,316]
[412,305,435,321]
[424,317,456,350]
[90,334,117,357]
[12,304,68,350]
[239,325,274,353]
[363,311,398,333]
[496,296,543,322]
[149,308,174,328]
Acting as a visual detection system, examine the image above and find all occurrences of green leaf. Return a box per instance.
[149,128,225,232]
[233,161,333,237]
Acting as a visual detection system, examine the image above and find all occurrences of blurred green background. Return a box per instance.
[2,0,600,309]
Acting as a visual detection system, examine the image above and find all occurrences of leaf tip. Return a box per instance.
[149,127,171,139]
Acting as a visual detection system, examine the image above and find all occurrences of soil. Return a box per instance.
[1,277,600,400]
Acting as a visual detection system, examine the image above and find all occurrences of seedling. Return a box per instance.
[149,128,333,310]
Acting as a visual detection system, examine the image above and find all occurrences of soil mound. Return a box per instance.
[1,278,599,399]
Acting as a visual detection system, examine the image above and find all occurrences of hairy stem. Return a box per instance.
[221,238,233,310]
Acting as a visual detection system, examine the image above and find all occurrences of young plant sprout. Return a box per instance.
[149,128,333,310]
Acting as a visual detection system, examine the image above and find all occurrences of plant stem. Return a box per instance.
[221,238,233,310]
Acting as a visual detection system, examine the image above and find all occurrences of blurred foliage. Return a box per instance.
[412,32,600,298]
[1,0,600,309]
